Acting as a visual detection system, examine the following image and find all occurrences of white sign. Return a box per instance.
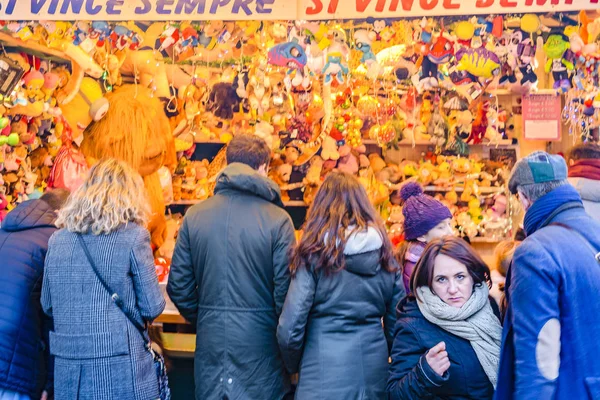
[0,0,297,21]
[299,0,600,20]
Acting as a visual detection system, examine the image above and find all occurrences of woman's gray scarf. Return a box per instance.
[416,284,502,388]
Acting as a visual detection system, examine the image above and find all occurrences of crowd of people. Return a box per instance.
[0,135,599,400]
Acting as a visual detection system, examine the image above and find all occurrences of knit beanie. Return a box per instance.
[401,182,453,241]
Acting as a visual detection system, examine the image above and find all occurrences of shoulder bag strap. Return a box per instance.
[76,233,150,344]
[548,222,600,264]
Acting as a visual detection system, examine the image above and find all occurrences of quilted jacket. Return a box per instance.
[0,200,57,398]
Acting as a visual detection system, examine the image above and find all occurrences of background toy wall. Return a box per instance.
[1,13,599,266]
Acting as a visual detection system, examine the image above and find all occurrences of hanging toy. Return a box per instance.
[267,42,308,70]
[322,43,349,85]
[454,21,475,46]
[521,14,541,36]
[516,34,538,88]
[90,21,111,47]
[455,47,501,81]
[354,30,377,64]
[469,101,489,144]
[428,103,446,147]
[496,31,518,86]
[544,33,574,92]
[417,30,455,91]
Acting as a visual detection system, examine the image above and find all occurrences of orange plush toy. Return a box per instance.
[79,84,176,249]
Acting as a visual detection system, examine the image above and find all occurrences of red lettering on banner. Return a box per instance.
[305,0,323,14]
[356,0,372,12]
[375,0,387,11]
[443,0,459,8]
[327,0,339,12]
[500,0,517,6]
[524,0,560,5]
[476,0,494,6]
[420,0,438,10]
[400,0,415,10]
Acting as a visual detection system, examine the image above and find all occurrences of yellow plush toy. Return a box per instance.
[79,85,176,249]
[59,77,107,141]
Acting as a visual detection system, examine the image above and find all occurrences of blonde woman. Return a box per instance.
[41,158,166,400]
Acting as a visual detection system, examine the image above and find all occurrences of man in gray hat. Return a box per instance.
[495,151,600,400]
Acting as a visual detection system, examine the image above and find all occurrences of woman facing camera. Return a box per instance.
[388,236,501,400]
[277,172,404,399]
[41,159,166,400]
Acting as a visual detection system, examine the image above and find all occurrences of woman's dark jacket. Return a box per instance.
[387,296,496,400]
[277,228,405,399]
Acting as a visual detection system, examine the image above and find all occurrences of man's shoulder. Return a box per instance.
[189,194,289,219]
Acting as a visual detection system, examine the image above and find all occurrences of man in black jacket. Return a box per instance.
[0,189,70,400]
[168,135,296,400]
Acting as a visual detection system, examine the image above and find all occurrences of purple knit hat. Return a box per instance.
[401,182,452,241]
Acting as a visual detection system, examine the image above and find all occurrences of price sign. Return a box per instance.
[522,94,562,141]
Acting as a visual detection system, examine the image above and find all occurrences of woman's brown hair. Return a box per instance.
[410,236,492,297]
[290,171,396,276]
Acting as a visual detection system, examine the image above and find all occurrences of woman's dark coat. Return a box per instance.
[277,229,405,399]
[387,296,496,400]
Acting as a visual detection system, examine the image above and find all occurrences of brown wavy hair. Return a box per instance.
[290,171,396,276]
[410,236,492,298]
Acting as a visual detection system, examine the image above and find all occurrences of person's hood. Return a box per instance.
[2,199,57,232]
[343,226,384,277]
[214,162,284,208]
[569,177,600,203]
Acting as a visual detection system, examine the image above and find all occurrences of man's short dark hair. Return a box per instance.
[569,143,600,161]
[226,134,271,170]
[41,188,70,210]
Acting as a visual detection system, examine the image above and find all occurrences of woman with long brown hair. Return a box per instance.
[387,236,502,400]
[277,172,404,399]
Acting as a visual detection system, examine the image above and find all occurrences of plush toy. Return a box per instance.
[321,136,340,161]
[23,70,45,102]
[157,216,181,260]
[79,85,176,249]
[544,33,574,91]
[455,47,501,80]
[322,43,349,85]
[467,198,484,224]
[452,157,472,179]
[469,101,489,145]
[59,77,107,140]
[207,82,242,120]
[368,153,387,174]
[254,121,277,150]
[496,31,518,85]
[418,31,455,90]
[417,162,438,186]
[337,145,359,175]
[354,29,377,64]
[428,106,446,147]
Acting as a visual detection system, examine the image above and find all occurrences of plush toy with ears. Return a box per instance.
[79,85,176,249]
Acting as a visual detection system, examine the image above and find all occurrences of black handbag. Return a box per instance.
[76,234,171,400]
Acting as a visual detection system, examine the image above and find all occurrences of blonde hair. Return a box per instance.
[493,240,521,277]
[56,158,151,235]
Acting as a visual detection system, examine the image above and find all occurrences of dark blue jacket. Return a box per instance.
[495,203,600,400]
[0,200,57,398]
[388,296,496,400]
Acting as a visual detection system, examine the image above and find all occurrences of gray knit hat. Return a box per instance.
[508,151,568,194]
